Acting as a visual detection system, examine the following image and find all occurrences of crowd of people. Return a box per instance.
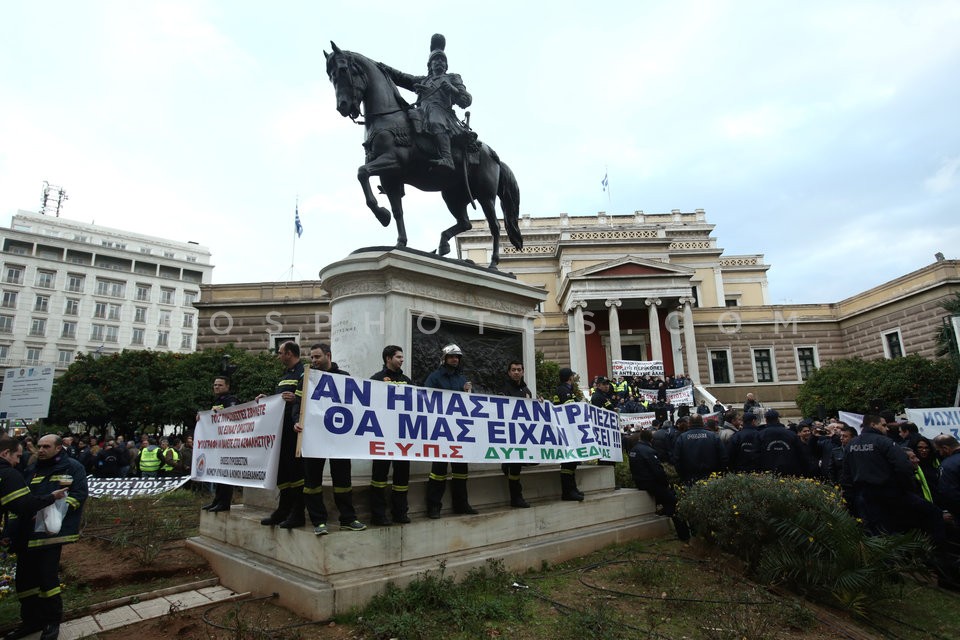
[625,400,960,589]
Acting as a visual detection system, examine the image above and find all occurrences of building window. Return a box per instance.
[136,284,151,301]
[184,291,198,306]
[95,278,125,298]
[66,274,85,293]
[25,347,43,365]
[724,298,740,307]
[752,348,776,383]
[91,324,105,341]
[183,313,194,328]
[30,318,47,338]
[58,350,74,366]
[0,315,13,334]
[134,306,147,323]
[796,346,819,381]
[157,330,169,347]
[61,321,77,339]
[1,291,17,309]
[34,295,49,312]
[180,333,193,349]
[131,327,145,345]
[159,310,171,327]
[163,251,175,259]
[882,329,904,359]
[94,302,108,319]
[708,349,733,384]
[3,265,24,285]
[35,270,56,288]
[160,287,175,305]
[105,325,119,343]
[63,298,78,316]
[108,303,122,321]
[0,345,8,362]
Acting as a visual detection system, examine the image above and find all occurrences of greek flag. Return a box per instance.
[294,208,303,238]
[601,172,609,192]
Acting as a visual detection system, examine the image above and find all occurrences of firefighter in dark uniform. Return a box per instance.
[628,429,690,541]
[555,367,585,501]
[294,343,366,534]
[591,377,620,486]
[202,375,239,512]
[3,434,86,640]
[423,344,477,518]
[258,341,306,528]
[500,360,533,509]
[369,345,413,525]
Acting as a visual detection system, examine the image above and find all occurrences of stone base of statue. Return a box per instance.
[186,249,669,620]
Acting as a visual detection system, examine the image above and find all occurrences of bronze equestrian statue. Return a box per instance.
[324,34,522,269]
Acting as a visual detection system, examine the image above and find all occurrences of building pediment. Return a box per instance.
[568,256,695,280]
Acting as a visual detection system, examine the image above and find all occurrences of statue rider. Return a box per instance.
[379,34,472,172]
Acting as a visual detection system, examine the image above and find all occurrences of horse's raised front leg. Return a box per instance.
[358,155,401,227]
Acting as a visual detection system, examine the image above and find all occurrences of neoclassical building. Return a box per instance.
[194,209,960,410]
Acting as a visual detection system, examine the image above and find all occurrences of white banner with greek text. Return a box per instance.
[635,385,695,407]
[619,413,658,431]
[301,371,622,464]
[905,407,960,440]
[191,395,285,489]
[612,360,664,377]
[88,477,190,498]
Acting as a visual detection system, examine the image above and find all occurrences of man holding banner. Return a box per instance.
[369,345,413,525]
[202,376,239,513]
[557,368,585,501]
[424,344,477,519]
[500,360,533,509]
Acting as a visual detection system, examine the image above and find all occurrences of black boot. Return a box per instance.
[431,133,455,171]
[279,488,306,528]
[508,478,530,508]
[391,490,410,524]
[451,477,478,515]
[260,487,293,526]
[425,476,446,519]
[560,472,584,502]
[370,485,391,526]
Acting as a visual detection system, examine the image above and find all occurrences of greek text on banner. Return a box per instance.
[301,371,622,463]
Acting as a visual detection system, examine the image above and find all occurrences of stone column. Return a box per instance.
[567,301,589,377]
[645,298,662,362]
[605,299,622,364]
[680,297,700,383]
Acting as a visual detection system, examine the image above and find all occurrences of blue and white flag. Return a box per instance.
[294,208,303,238]
[601,172,609,192]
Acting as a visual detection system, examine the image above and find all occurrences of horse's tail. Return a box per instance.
[495,157,523,250]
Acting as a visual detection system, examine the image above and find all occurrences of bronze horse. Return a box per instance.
[324,43,522,268]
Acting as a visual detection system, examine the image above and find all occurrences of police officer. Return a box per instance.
[757,409,805,476]
[203,376,239,512]
[628,429,689,541]
[555,367,584,501]
[500,360,533,509]
[672,414,727,484]
[369,345,413,525]
[423,344,477,518]
[727,412,762,473]
[294,343,366,534]
[257,341,306,528]
[6,434,87,640]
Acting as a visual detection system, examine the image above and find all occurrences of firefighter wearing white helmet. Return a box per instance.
[422,344,476,518]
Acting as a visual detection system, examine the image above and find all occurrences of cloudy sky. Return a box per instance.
[2,0,959,304]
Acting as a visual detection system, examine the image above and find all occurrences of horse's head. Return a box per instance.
[324,42,364,120]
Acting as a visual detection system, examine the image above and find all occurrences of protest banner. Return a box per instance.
[839,411,864,431]
[302,371,622,464]
[635,385,695,407]
[88,477,190,498]
[905,407,960,439]
[612,360,664,377]
[619,413,657,432]
[192,395,285,489]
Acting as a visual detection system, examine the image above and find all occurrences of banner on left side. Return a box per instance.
[192,395,285,489]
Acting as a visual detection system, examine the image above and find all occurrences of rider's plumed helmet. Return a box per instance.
[427,33,447,67]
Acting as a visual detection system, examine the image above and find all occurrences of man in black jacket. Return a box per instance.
[202,376,239,512]
[727,412,762,473]
[500,361,533,509]
[629,429,689,541]
[672,415,727,484]
[758,409,805,476]
[369,345,413,525]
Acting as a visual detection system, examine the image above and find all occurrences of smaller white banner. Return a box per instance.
[838,411,864,430]
[612,360,665,377]
[88,477,190,498]
[905,407,960,440]
[620,413,658,431]
[635,385,695,407]
[192,395,285,489]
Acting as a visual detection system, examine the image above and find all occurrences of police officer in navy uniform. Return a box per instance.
[423,344,477,518]
[629,429,689,541]
[500,360,533,509]
[258,341,306,528]
[757,409,805,476]
[727,412,762,473]
[369,345,413,525]
[672,414,727,484]
[294,343,366,534]
[203,376,239,512]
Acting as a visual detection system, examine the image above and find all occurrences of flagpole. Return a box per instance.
[288,196,299,281]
